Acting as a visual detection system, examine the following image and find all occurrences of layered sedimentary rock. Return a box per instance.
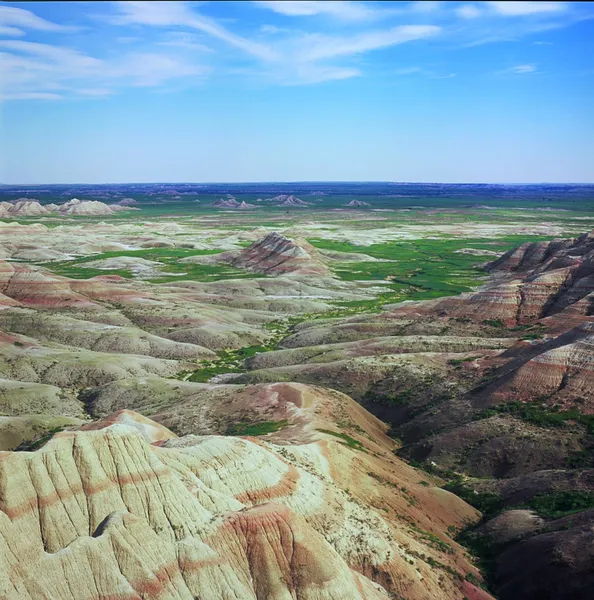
[7,199,49,216]
[225,232,330,276]
[384,229,594,327]
[0,406,484,599]
[0,199,132,218]
[475,322,594,410]
[58,198,116,215]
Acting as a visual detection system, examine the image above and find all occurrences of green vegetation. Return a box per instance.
[448,356,481,366]
[317,428,365,451]
[38,247,263,282]
[308,235,555,303]
[482,319,505,328]
[443,481,504,518]
[225,420,289,436]
[526,490,594,519]
[480,401,594,434]
[186,317,307,383]
[14,426,70,452]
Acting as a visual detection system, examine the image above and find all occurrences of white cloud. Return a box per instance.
[111,1,277,61]
[2,92,63,100]
[112,53,207,86]
[533,40,553,45]
[0,25,25,36]
[157,32,212,52]
[287,64,361,85]
[394,66,455,79]
[431,72,456,79]
[410,1,444,13]
[298,25,441,61]
[253,1,376,20]
[0,40,101,70]
[75,88,115,97]
[456,4,482,19]
[260,24,292,34]
[0,5,79,33]
[0,40,207,100]
[503,63,538,74]
[486,2,567,17]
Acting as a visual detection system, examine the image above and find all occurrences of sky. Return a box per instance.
[1,1,593,184]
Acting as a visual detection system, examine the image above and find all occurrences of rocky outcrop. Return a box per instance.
[7,200,49,216]
[475,322,594,409]
[346,200,370,207]
[267,195,310,207]
[0,199,135,218]
[237,200,256,209]
[226,232,330,276]
[386,230,594,327]
[485,232,594,273]
[212,198,240,208]
[0,410,483,599]
[58,198,116,215]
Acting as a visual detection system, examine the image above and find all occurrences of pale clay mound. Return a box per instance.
[0,198,136,218]
[0,402,484,599]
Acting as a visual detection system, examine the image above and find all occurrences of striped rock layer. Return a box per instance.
[0,413,483,600]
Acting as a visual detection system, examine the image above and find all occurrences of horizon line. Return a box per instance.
[3,181,594,187]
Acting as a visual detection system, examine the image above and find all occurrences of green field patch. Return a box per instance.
[316,428,365,451]
[307,235,556,302]
[38,247,266,283]
[226,420,289,436]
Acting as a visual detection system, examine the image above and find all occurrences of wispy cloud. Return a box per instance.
[157,32,213,52]
[486,2,567,17]
[252,1,377,20]
[111,1,278,61]
[0,5,79,36]
[0,39,207,100]
[297,25,441,62]
[501,63,538,74]
[456,4,482,20]
[107,2,442,86]
[395,66,455,79]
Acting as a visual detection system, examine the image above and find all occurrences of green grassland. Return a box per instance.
[39,247,263,282]
[309,235,554,300]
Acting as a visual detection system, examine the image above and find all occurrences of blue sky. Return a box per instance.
[1,1,593,184]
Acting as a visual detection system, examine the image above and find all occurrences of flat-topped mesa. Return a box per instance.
[229,231,330,276]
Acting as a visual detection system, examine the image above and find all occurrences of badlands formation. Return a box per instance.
[0,198,593,600]
[0,198,136,218]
